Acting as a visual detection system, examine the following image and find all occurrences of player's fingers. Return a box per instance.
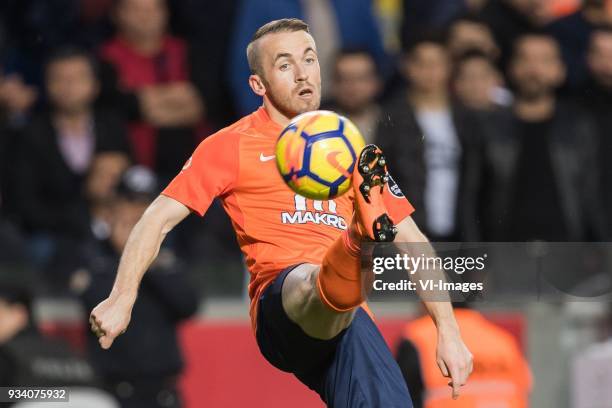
[90,315,105,334]
[451,378,461,400]
[90,310,102,322]
[448,365,465,400]
[437,359,450,377]
[93,326,106,338]
[99,334,115,350]
[89,317,103,333]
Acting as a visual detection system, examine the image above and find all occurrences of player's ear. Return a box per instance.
[249,74,267,97]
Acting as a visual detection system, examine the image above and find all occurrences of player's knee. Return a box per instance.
[282,264,319,322]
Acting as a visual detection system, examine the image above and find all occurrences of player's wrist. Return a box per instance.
[109,287,138,304]
[436,319,461,337]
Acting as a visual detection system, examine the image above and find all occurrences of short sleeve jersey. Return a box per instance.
[163,107,414,329]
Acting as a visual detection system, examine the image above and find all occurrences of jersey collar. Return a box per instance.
[254,106,284,135]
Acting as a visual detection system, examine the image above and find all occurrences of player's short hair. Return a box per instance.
[247,18,310,77]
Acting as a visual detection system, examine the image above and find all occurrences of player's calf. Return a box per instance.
[315,146,399,315]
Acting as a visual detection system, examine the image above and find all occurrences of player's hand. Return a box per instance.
[436,325,473,399]
[89,293,135,350]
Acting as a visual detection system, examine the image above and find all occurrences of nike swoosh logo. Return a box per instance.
[260,153,276,162]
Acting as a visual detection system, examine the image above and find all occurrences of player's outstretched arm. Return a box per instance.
[394,216,474,400]
[89,195,190,350]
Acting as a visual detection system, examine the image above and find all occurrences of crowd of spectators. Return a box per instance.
[0,0,610,287]
[0,0,611,404]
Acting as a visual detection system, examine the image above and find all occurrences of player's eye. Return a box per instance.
[280,63,290,71]
[305,57,315,64]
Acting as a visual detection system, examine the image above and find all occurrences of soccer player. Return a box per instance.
[90,18,473,406]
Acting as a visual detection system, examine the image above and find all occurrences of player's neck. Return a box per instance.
[262,99,292,128]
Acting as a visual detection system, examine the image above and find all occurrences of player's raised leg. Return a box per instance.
[268,144,412,406]
[281,144,397,339]
[261,262,412,407]
[315,144,397,316]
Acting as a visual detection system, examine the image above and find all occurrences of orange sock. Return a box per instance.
[316,225,366,312]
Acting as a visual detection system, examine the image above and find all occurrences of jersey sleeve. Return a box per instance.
[162,131,240,216]
[384,174,415,224]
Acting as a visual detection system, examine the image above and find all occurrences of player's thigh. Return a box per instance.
[281,263,355,340]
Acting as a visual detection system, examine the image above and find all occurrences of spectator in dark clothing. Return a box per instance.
[582,26,612,238]
[376,35,481,241]
[73,166,198,408]
[98,0,205,183]
[13,48,130,269]
[0,280,96,388]
[468,33,605,242]
[547,0,612,90]
[325,49,383,144]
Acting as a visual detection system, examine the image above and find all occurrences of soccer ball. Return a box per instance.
[276,110,365,200]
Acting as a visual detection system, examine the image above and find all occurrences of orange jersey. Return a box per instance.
[162,107,414,329]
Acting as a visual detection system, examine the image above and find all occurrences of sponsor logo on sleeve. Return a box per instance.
[387,174,404,198]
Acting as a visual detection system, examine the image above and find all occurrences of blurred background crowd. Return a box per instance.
[0,0,612,407]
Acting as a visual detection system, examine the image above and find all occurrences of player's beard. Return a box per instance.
[267,82,321,119]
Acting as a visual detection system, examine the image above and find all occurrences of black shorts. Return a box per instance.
[256,265,413,407]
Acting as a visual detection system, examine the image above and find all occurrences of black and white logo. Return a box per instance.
[386,174,404,198]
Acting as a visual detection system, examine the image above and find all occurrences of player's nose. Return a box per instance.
[294,64,308,82]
